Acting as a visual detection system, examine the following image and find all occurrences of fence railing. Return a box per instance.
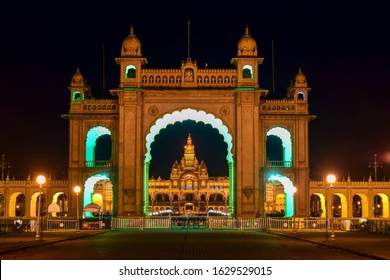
[111,217,390,232]
[2,217,390,233]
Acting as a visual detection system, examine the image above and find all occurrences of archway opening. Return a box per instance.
[310,193,323,217]
[144,108,234,216]
[266,127,292,167]
[84,174,112,217]
[352,195,363,217]
[85,126,112,167]
[375,193,389,218]
[268,174,296,217]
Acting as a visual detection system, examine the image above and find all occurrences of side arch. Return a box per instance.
[85,126,112,164]
[268,174,296,217]
[266,127,292,167]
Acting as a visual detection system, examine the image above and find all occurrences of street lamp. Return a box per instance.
[326,174,336,240]
[74,186,81,232]
[35,175,46,241]
[292,186,297,233]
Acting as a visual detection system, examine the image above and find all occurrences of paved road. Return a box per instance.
[0,229,385,260]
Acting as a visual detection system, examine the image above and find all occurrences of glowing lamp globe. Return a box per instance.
[36,175,46,185]
[326,174,336,184]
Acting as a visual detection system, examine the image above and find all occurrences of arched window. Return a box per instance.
[242,65,253,78]
[73,91,81,101]
[297,92,305,100]
[125,65,136,78]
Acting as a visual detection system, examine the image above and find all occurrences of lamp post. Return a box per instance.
[326,174,336,240]
[35,175,46,241]
[74,186,81,233]
[292,186,297,233]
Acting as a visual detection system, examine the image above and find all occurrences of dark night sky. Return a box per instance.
[1,1,390,181]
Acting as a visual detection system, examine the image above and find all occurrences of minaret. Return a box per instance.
[115,25,148,88]
[289,68,311,101]
[231,25,264,88]
[68,68,92,103]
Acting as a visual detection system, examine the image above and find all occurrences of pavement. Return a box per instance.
[0,229,389,259]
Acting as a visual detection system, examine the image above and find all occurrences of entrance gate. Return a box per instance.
[63,25,314,218]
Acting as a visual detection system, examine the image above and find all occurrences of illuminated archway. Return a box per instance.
[333,193,347,218]
[268,174,295,217]
[144,108,234,216]
[29,192,40,217]
[266,127,292,167]
[85,126,112,164]
[375,193,389,218]
[84,174,110,217]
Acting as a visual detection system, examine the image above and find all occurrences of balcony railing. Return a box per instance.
[85,161,113,168]
[265,161,292,168]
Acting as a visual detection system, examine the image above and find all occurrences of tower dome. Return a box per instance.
[237,26,258,56]
[70,68,85,87]
[295,68,307,86]
[121,25,142,57]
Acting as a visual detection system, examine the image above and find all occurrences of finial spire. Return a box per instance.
[245,25,249,35]
[130,24,134,35]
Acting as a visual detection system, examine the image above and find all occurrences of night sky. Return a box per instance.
[1,1,389,181]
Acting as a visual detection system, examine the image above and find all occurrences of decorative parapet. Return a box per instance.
[0,180,68,187]
[70,99,119,114]
[310,180,390,188]
[140,68,238,88]
[259,99,308,114]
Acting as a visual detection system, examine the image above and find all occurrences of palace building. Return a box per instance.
[148,134,229,215]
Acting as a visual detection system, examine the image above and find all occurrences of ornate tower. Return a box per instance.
[259,68,315,217]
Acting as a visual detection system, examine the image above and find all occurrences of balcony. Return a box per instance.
[85,161,113,168]
[265,161,292,168]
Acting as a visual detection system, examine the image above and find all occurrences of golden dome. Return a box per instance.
[237,26,257,56]
[295,68,307,86]
[70,68,85,86]
[121,25,142,56]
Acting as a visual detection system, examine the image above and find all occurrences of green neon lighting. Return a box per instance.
[72,91,81,101]
[266,127,292,166]
[144,108,234,216]
[268,174,295,217]
[84,174,109,217]
[86,126,112,162]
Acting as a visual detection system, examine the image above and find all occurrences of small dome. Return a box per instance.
[121,25,142,56]
[237,26,257,56]
[295,68,307,86]
[70,68,85,86]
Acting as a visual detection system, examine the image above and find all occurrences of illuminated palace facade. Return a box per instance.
[1,25,389,220]
[148,134,229,215]
[61,25,314,218]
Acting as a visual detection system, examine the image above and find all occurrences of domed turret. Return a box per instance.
[237,26,258,56]
[294,68,307,86]
[70,68,85,87]
[121,25,142,57]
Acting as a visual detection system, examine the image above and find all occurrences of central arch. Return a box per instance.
[144,108,234,216]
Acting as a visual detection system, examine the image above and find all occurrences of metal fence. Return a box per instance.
[111,217,390,232]
[46,219,77,230]
[2,217,390,233]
